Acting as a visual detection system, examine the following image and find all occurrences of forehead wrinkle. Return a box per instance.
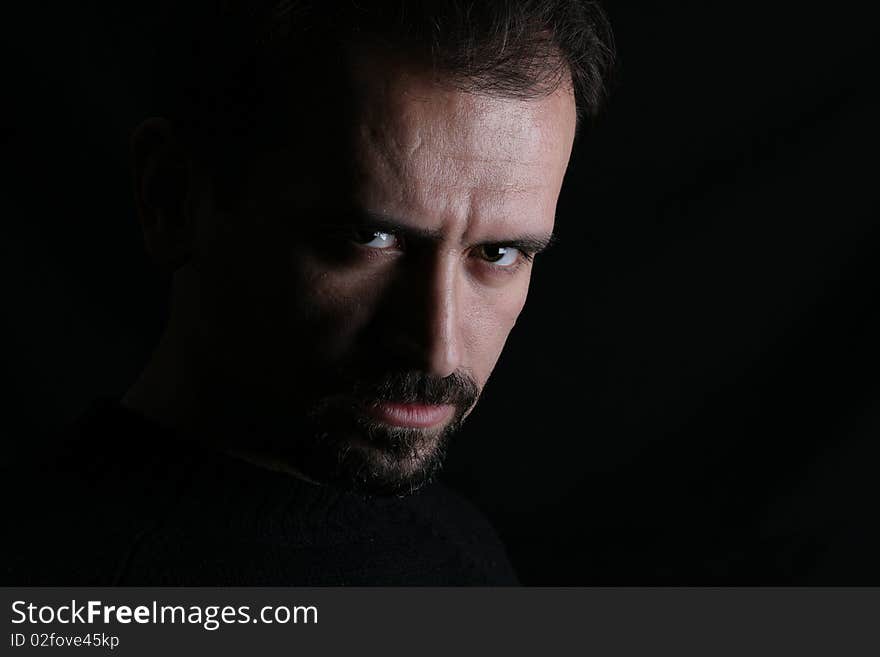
[404,136,543,196]
[356,123,557,246]
[393,89,544,163]
[359,90,549,193]
[404,173,545,197]
[349,57,573,251]
[435,151,544,168]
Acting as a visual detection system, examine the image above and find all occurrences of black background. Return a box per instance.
[4,2,879,583]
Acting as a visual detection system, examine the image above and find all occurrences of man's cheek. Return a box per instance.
[473,298,527,383]
[289,265,386,355]
[462,319,507,385]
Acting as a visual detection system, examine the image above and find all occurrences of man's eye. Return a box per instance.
[353,230,400,250]
[479,245,521,266]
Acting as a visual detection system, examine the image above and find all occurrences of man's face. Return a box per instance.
[187,53,577,494]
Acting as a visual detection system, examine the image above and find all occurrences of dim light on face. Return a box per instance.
[185,55,578,494]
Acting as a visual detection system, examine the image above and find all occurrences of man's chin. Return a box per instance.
[331,435,448,497]
[283,416,455,497]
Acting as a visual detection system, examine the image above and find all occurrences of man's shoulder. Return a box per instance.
[395,482,519,585]
[2,399,520,585]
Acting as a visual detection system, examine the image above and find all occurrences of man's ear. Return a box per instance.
[130,118,196,272]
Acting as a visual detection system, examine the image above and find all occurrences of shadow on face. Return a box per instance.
[133,46,577,495]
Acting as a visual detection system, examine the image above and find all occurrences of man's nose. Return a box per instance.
[388,252,463,378]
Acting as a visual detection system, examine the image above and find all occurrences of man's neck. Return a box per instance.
[122,325,198,437]
[123,321,326,488]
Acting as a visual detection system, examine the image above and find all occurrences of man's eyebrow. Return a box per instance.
[499,234,557,254]
[355,211,445,242]
[355,210,556,254]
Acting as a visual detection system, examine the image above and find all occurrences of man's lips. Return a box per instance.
[361,401,456,428]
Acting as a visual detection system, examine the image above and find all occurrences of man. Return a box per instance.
[4,0,613,584]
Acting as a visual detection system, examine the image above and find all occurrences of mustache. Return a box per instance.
[345,369,480,410]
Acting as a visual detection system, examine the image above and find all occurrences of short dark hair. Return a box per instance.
[257,0,615,117]
[152,0,614,185]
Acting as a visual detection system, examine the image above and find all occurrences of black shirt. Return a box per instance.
[3,399,518,585]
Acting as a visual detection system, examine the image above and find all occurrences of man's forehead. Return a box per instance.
[242,47,575,230]
[347,45,577,155]
[342,53,575,240]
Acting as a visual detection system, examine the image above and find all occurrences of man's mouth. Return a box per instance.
[361,401,456,429]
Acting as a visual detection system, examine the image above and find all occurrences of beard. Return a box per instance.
[252,368,480,497]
